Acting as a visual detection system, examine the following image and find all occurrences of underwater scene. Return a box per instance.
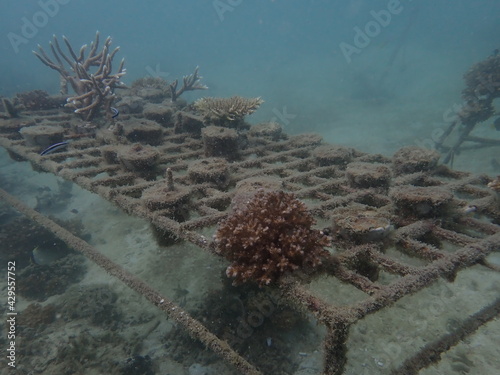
[1,1,500,374]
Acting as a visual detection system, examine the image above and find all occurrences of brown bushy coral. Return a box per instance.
[215,190,330,286]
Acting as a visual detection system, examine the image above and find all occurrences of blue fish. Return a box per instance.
[110,107,119,118]
[40,141,69,156]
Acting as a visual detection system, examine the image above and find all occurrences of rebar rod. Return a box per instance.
[0,187,263,375]
[391,297,500,375]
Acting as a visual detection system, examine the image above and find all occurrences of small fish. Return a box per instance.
[110,107,119,118]
[40,141,69,156]
[462,205,477,214]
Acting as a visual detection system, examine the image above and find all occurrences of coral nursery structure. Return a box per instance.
[1,52,500,374]
[215,190,330,286]
[436,51,500,164]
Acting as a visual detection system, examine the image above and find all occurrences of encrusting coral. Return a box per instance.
[214,190,330,286]
[33,31,125,121]
[194,96,263,128]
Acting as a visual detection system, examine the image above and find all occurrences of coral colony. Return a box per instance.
[214,190,330,286]
[194,96,264,128]
[33,32,126,121]
[0,33,500,375]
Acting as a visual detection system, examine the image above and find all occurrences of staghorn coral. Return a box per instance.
[215,190,330,286]
[33,31,125,121]
[194,96,263,128]
[169,66,208,102]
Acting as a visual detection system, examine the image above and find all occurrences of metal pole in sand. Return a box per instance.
[0,187,263,375]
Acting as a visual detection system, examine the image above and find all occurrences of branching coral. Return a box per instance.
[194,96,263,127]
[169,66,208,102]
[33,31,125,121]
[129,67,207,102]
[215,190,330,286]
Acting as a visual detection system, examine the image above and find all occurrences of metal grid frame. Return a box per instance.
[1,108,499,374]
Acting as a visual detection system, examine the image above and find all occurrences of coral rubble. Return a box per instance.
[17,253,86,301]
[61,284,120,326]
[19,303,56,329]
[194,96,263,128]
[33,31,125,120]
[215,190,330,286]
